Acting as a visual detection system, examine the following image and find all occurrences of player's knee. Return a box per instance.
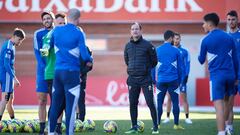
[4,93,11,102]
[146,100,154,108]
[129,101,138,107]
[39,99,47,106]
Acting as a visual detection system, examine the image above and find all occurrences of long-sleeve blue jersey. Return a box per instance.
[178,45,190,77]
[50,23,92,71]
[154,42,184,83]
[229,29,240,79]
[33,28,50,80]
[198,29,238,79]
[0,40,16,80]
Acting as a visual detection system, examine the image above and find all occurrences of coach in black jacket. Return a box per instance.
[124,22,159,134]
[77,46,93,121]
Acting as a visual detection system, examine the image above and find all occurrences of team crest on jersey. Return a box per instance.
[148,85,152,91]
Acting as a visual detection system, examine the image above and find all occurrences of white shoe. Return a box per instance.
[162,118,170,124]
[226,128,233,135]
[185,118,192,124]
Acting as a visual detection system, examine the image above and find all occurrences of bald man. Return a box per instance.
[48,8,93,135]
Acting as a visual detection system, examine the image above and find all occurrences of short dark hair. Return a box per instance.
[55,13,66,19]
[164,30,174,41]
[132,22,142,30]
[13,28,25,39]
[41,11,54,20]
[174,32,181,37]
[227,10,238,18]
[203,13,220,26]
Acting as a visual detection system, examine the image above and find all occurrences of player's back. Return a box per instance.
[156,42,181,82]
[52,23,86,71]
[201,29,236,77]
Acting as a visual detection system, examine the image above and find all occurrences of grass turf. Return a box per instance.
[0,108,239,134]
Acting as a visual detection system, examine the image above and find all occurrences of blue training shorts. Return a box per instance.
[36,78,48,93]
[180,82,187,93]
[1,73,14,93]
[209,76,235,101]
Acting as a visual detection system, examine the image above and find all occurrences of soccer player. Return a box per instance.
[76,46,93,121]
[48,8,93,135]
[0,28,25,121]
[198,13,238,135]
[225,10,240,135]
[41,13,67,134]
[124,22,159,134]
[163,33,192,124]
[33,11,54,135]
[154,30,184,130]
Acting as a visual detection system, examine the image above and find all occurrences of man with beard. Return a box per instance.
[33,11,54,135]
[198,13,238,135]
[162,32,192,124]
[124,22,158,134]
[225,10,240,135]
[40,12,67,134]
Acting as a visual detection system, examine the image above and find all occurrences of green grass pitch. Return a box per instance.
[1,108,240,135]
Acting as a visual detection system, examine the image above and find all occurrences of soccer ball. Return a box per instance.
[8,119,22,133]
[61,122,66,132]
[103,120,118,133]
[24,121,37,133]
[137,120,144,133]
[75,119,84,132]
[0,120,9,132]
[83,119,95,131]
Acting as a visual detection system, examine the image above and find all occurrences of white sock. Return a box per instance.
[228,124,233,130]
[218,131,225,135]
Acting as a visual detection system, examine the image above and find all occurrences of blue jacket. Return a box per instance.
[0,40,16,80]
[50,23,92,71]
[198,29,238,79]
[153,42,184,83]
[229,29,240,79]
[33,28,49,80]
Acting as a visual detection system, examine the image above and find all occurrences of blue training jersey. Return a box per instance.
[178,45,190,77]
[0,40,16,80]
[229,29,240,79]
[198,29,238,79]
[155,42,184,83]
[51,23,92,71]
[33,28,50,80]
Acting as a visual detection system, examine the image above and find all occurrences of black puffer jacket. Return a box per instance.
[124,36,157,76]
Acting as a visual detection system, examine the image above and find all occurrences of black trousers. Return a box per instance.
[78,75,87,121]
[127,75,158,128]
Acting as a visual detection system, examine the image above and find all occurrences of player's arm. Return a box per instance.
[186,50,191,76]
[33,32,44,63]
[3,49,15,78]
[78,31,93,63]
[177,51,184,84]
[198,39,207,64]
[81,47,93,74]
[148,44,158,68]
[41,30,54,56]
[183,50,190,83]
[124,44,129,66]
[231,39,239,80]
